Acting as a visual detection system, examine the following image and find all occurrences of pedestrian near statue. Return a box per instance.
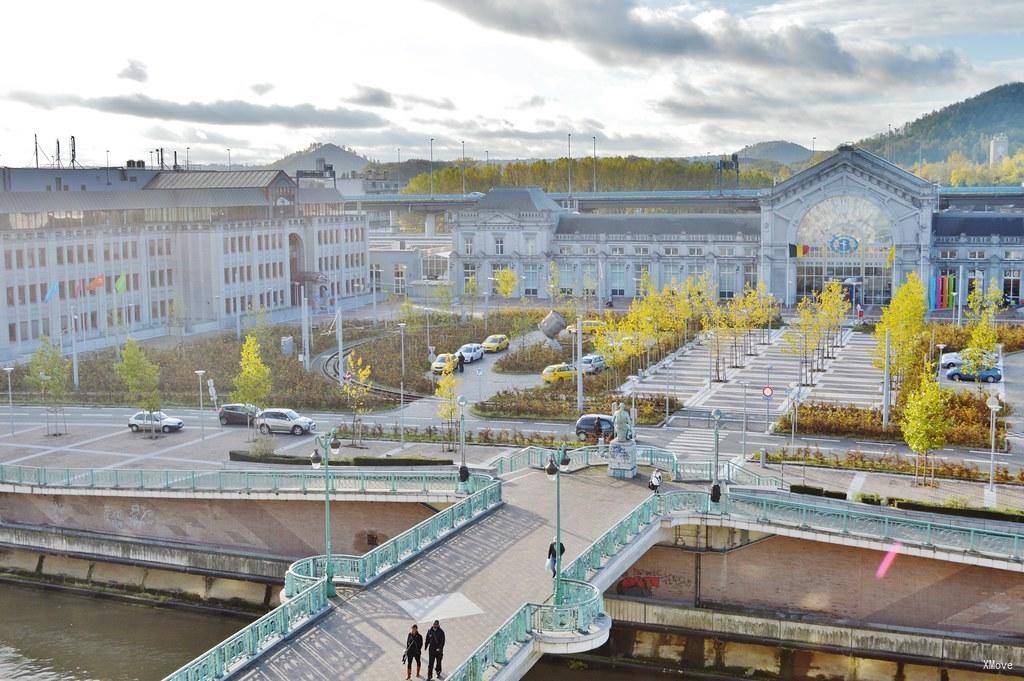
[425,620,446,680]
[546,536,565,578]
[649,469,662,494]
[403,623,423,679]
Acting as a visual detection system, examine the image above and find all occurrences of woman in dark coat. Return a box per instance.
[404,624,423,679]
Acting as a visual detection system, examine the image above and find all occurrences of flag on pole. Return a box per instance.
[43,281,59,303]
[85,274,105,292]
[788,243,810,258]
[886,245,896,269]
[115,274,127,293]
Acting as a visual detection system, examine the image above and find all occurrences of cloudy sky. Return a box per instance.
[1,0,1021,167]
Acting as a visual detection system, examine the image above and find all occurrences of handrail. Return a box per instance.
[163,577,331,681]
[0,463,492,496]
[284,480,504,593]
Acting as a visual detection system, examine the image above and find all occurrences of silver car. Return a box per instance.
[256,408,316,435]
[128,411,184,433]
[456,343,485,363]
[580,353,607,374]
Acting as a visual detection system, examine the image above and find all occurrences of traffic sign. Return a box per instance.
[476,368,483,377]
[762,385,774,399]
[207,379,217,400]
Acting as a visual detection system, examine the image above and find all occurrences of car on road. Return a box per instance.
[575,413,614,442]
[256,409,317,435]
[579,353,606,374]
[457,343,485,363]
[946,366,1002,383]
[566,319,605,336]
[542,362,577,384]
[939,351,997,370]
[431,353,457,374]
[128,411,184,433]
[218,403,259,425]
[481,334,510,352]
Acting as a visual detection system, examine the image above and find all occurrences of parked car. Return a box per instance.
[256,409,317,435]
[939,351,996,370]
[542,362,576,384]
[218,403,259,425]
[946,366,1002,383]
[566,319,605,336]
[481,334,510,352]
[128,411,184,433]
[431,353,457,374]
[457,343,485,363]
[575,413,614,442]
[579,353,606,374]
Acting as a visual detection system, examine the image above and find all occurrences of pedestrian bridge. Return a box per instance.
[154,447,1024,681]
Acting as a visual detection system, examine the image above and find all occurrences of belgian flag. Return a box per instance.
[788,244,810,258]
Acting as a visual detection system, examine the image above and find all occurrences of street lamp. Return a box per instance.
[195,369,206,441]
[765,364,773,434]
[987,393,1001,491]
[398,322,407,447]
[310,430,342,597]
[429,138,435,196]
[789,385,801,445]
[739,381,748,461]
[545,446,572,605]
[3,367,13,436]
[457,395,469,493]
[711,408,722,484]
[935,343,946,379]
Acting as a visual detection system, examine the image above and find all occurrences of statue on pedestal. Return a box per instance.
[612,402,633,442]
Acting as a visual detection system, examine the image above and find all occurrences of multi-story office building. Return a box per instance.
[450,147,1024,309]
[0,168,368,361]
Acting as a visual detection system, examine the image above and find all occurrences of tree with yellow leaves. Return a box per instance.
[901,364,951,485]
[962,279,1002,375]
[341,354,373,445]
[493,267,519,299]
[435,366,459,451]
[782,294,822,386]
[873,272,927,392]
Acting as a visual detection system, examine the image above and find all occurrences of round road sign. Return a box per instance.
[762,386,774,399]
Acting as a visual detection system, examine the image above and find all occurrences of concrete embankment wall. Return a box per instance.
[588,598,1024,680]
[0,492,435,558]
[610,527,1024,639]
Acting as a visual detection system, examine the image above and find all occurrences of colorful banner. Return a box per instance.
[85,274,105,292]
[932,272,957,309]
[114,274,127,294]
[788,243,811,258]
[43,281,59,303]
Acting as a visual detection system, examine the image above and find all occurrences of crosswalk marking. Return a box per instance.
[664,427,725,457]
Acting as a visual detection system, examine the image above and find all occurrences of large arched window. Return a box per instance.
[796,196,893,258]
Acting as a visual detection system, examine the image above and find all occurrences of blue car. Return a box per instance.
[946,366,1002,383]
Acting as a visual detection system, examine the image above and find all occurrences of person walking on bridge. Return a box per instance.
[649,469,663,494]
[425,619,446,680]
[404,623,423,679]
[547,536,565,578]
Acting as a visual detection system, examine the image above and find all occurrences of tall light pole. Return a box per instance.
[765,364,773,434]
[935,344,946,379]
[457,395,469,494]
[790,385,801,445]
[545,447,571,605]
[461,140,466,195]
[398,322,406,446]
[71,307,79,390]
[195,369,206,440]
[429,138,435,196]
[3,367,13,436]
[567,133,573,197]
[335,305,344,389]
[711,408,722,484]
[310,430,342,597]
[987,394,1000,491]
[575,315,584,413]
[185,146,190,170]
[226,148,231,171]
[396,147,401,184]
[739,381,748,461]
[592,135,597,192]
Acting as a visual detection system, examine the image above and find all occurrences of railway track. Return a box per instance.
[319,339,428,404]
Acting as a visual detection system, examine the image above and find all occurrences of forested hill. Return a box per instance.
[856,82,1024,166]
[737,140,812,164]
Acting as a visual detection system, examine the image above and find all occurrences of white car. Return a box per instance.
[128,411,184,433]
[256,408,317,435]
[456,343,485,363]
[580,353,607,374]
[939,351,996,370]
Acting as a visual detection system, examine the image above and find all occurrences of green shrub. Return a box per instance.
[790,484,824,496]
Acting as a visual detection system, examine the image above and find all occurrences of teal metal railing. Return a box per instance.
[163,576,330,681]
[284,479,504,593]
[0,463,490,496]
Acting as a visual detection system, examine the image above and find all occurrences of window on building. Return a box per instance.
[938,249,957,259]
[719,265,740,299]
[744,263,757,289]
[1005,250,1024,261]
[1004,269,1021,305]
[688,246,703,257]
[635,246,649,256]
[663,247,679,256]
[463,263,477,291]
[610,263,625,296]
[524,234,537,256]
[582,263,597,296]
[582,246,597,255]
[968,250,986,260]
[967,268,985,296]
[523,264,539,297]
[611,246,625,256]
[719,247,735,257]
[394,264,407,295]
[463,235,474,256]
[559,246,574,255]
[493,235,505,255]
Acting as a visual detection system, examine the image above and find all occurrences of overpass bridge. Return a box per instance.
[107,446,1019,681]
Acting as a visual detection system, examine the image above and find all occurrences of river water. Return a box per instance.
[0,583,249,681]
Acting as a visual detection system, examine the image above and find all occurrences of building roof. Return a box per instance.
[555,213,760,236]
[297,187,345,204]
[932,212,1024,237]
[474,187,563,213]
[0,188,270,214]
[143,169,292,190]
[771,146,935,198]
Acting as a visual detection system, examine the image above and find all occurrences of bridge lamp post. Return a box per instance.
[711,408,722,485]
[739,381,748,462]
[935,344,946,380]
[3,367,12,436]
[195,369,206,441]
[987,393,1000,491]
[457,395,469,494]
[397,322,407,447]
[545,446,572,605]
[311,429,342,597]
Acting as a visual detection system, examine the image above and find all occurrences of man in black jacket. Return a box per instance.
[425,619,446,679]
[547,537,565,578]
[404,624,423,679]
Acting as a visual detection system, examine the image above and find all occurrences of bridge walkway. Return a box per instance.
[235,468,651,680]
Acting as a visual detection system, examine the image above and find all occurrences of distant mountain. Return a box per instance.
[856,82,1024,166]
[736,140,812,165]
[267,143,370,177]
